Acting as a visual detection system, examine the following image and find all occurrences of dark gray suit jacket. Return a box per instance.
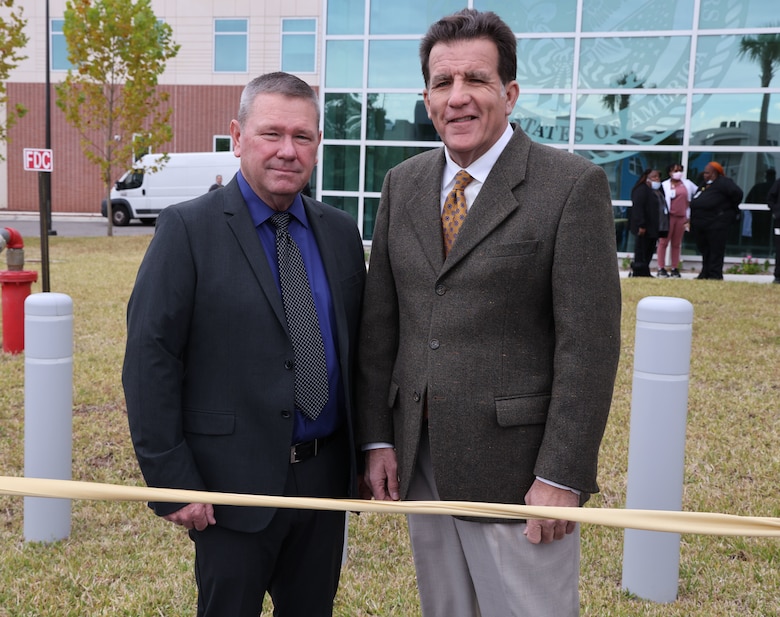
[356,126,621,516]
[123,178,366,532]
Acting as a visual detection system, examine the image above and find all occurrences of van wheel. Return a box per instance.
[111,205,131,227]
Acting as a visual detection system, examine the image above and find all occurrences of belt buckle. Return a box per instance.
[290,439,318,464]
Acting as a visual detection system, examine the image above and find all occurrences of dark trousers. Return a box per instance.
[190,431,349,617]
[631,233,657,276]
[692,226,728,279]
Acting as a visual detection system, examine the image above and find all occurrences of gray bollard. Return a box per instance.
[23,292,73,543]
[622,296,694,603]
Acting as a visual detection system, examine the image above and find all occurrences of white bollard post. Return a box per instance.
[622,296,693,603]
[23,292,73,543]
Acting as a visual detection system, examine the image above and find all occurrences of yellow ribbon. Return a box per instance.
[2,476,780,537]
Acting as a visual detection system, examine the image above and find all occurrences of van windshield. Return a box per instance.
[116,170,144,190]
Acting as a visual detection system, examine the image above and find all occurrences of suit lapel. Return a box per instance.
[397,150,448,273]
[221,184,288,329]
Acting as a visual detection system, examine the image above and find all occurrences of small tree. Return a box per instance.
[0,0,28,159]
[55,0,179,235]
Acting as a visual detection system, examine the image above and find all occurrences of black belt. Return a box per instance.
[290,432,338,464]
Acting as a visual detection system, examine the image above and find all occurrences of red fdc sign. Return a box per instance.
[23,148,53,172]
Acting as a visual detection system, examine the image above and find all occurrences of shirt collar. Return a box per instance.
[237,170,310,228]
[442,124,514,188]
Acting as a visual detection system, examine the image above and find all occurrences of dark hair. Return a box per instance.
[419,8,517,87]
[666,162,683,175]
[237,72,319,126]
[633,168,658,191]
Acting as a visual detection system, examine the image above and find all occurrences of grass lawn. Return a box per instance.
[0,235,778,616]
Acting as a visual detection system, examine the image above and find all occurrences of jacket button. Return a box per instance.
[284,360,294,370]
[413,392,421,402]
[429,339,440,350]
[281,409,292,419]
[435,284,446,296]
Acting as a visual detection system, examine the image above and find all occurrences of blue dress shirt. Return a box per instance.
[237,171,344,444]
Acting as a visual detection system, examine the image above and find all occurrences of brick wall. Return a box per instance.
[6,83,244,213]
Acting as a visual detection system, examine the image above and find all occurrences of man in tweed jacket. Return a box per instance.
[356,9,621,617]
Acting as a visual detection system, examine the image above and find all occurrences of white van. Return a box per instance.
[100,152,241,226]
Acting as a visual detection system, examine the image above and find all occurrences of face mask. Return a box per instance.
[671,172,683,181]
[650,181,661,190]
[706,179,713,184]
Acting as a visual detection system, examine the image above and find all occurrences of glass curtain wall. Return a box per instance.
[320,0,780,260]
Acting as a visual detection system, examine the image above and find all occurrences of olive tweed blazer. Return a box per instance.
[356,126,621,513]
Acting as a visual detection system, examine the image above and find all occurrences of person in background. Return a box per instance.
[356,9,621,617]
[658,163,697,277]
[629,168,667,277]
[208,174,224,191]
[690,161,743,280]
[123,72,366,617]
[767,176,780,284]
[743,169,776,240]
[746,168,776,205]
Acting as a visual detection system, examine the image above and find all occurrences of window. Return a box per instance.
[214,136,232,152]
[368,40,420,88]
[51,19,73,71]
[214,19,248,73]
[281,19,317,73]
[326,0,364,35]
[325,40,363,88]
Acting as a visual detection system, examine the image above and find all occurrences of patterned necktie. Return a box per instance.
[442,169,474,255]
[270,212,329,420]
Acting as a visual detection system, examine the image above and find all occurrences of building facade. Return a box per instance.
[3,0,780,260]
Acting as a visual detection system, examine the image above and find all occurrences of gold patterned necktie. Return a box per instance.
[442,170,474,255]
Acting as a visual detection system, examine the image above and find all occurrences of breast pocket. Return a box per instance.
[482,240,539,259]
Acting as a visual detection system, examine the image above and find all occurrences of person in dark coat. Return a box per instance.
[629,168,667,277]
[767,176,780,284]
[690,161,743,280]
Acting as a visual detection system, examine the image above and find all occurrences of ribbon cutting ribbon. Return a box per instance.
[2,476,779,537]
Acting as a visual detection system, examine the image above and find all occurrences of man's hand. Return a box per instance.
[523,479,578,545]
[163,503,216,531]
[365,447,400,501]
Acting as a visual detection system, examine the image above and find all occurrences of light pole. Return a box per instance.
[38,0,54,292]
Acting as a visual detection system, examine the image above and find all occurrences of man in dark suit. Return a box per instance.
[123,72,366,617]
[356,10,621,616]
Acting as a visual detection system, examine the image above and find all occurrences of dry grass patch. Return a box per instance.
[1,238,778,616]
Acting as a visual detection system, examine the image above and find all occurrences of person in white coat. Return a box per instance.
[658,163,698,277]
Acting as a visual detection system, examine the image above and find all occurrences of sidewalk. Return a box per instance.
[1,211,101,223]
[618,270,776,284]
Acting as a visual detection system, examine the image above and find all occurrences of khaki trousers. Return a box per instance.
[407,425,580,617]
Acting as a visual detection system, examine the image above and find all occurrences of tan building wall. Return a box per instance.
[2,0,322,213]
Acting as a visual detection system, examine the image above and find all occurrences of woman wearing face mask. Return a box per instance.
[629,168,668,277]
[658,164,698,277]
[690,161,744,280]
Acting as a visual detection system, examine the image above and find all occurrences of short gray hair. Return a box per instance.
[237,72,320,126]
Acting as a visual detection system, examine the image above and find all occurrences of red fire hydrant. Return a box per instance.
[0,227,39,354]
